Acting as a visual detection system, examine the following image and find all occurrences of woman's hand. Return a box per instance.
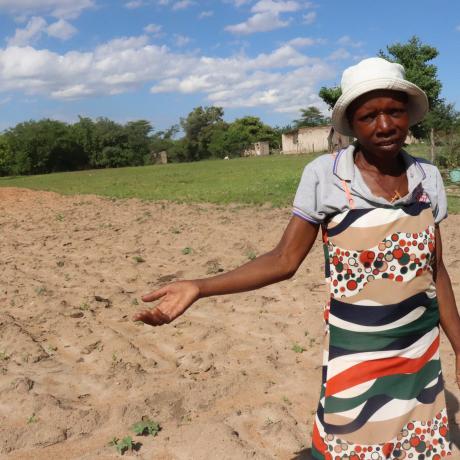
[133,280,200,326]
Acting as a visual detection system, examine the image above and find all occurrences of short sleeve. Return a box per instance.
[292,161,326,224]
[433,168,448,224]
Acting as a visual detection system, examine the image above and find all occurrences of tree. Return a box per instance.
[293,106,330,128]
[319,86,342,111]
[180,106,224,161]
[379,36,442,139]
[0,134,13,176]
[3,119,71,175]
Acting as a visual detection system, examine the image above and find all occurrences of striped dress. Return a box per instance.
[312,198,453,459]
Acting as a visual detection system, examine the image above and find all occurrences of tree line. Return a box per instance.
[0,36,459,177]
[0,111,285,176]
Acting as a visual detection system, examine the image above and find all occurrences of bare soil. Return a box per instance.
[0,188,459,459]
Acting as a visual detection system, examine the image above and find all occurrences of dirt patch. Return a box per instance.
[0,187,459,459]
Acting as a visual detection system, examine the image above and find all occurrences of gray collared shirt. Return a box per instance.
[292,144,448,225]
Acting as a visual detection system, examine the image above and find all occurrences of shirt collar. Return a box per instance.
[333,143,426,187]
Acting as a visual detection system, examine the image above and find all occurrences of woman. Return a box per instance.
[134,58,459,458]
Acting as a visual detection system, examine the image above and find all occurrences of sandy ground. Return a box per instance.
[0,187,459,460]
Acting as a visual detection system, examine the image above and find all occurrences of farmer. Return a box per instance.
[134,57,459,458]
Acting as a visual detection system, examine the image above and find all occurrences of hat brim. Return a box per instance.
[331,78,429,137]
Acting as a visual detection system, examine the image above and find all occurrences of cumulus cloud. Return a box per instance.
[172,0,194,10]
[285,36,324,47]
[125,0,144,8]
[144,23,162,34]
[0,36,334,113]
[7,16,77,46]
[47,19,77,40]
[199,10,213,19]
[0,0,95,19]
[226,0,309,35]
[337,35,363,48]
[302,11,316,24]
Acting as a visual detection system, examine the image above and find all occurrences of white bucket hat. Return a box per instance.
[331,57,429,136]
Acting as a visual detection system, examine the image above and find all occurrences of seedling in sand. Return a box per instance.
[246,250,257,261]
[55,213,65,221]
[79,302,90,311]
[27,413,37,424]
[292,343,305,354]
[0,351,9,361]
[133,256,145,263]
[108,436,133,455]
[182,247,192,255]
[131,417,161,436]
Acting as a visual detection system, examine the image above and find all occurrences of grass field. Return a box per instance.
[1,151,459,212]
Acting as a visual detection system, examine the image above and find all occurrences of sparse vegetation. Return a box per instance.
[131,418,161,437]
[291,344,305,354]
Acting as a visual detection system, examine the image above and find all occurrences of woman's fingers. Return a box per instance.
[141,286,168,303]
[133,307,171,326]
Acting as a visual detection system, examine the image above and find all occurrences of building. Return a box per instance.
[282,125,350,155]
[242,141,270,157]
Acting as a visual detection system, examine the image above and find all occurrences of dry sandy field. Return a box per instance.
[0,187,459,459]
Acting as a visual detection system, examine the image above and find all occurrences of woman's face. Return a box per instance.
[347,89,410,160]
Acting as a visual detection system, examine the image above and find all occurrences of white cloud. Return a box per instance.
[174,34,191,47]
[337,35,363,48]
[302,11,316,24]
[172,0,194,10]
[7,16,77,46]
[144,23,162,34]
[0,37,334,113]
[328,48,351,61]
[285,36,324,47]
[125,0,144,8]
[226,11,289,34]
[0,0,95,19]
[226,0,307,35]
[199,10,213,19]
[252,0,300,14]
[7,16,47,46]
[47,19,77,40]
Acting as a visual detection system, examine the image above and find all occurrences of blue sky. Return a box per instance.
[0,0,459,132]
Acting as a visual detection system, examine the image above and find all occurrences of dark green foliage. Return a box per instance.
[319,86,342,110]
[379,36,442,139]
[131,418,161,436]
[293,106,330,128]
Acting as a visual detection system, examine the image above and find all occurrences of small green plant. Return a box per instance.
[171,227,181,234]
[133,256,145,263]
[35,286,47,296]
[55,213,65,221]
[56,260,65,267]
[131,298,139,306]
[0,351,9,361]
[79,302,90,311]
[246,250,257,260]
[109,436,134,455]
[131,417,161,436]
[292,343,305,354]
[282,396,292,406]
[182,247,192,255]
[27,413,37,424]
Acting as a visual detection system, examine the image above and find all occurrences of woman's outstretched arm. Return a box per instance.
[133,215,319,326]
[435,225,460,389]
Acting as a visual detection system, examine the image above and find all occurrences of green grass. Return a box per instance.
[1,151,459,213]
[0,154,318,207]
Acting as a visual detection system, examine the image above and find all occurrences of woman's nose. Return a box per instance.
[376,113,395,134]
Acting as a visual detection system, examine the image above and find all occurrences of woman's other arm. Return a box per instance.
[133,216,319,326]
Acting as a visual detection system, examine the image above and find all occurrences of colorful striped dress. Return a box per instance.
[312,199,453,459]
